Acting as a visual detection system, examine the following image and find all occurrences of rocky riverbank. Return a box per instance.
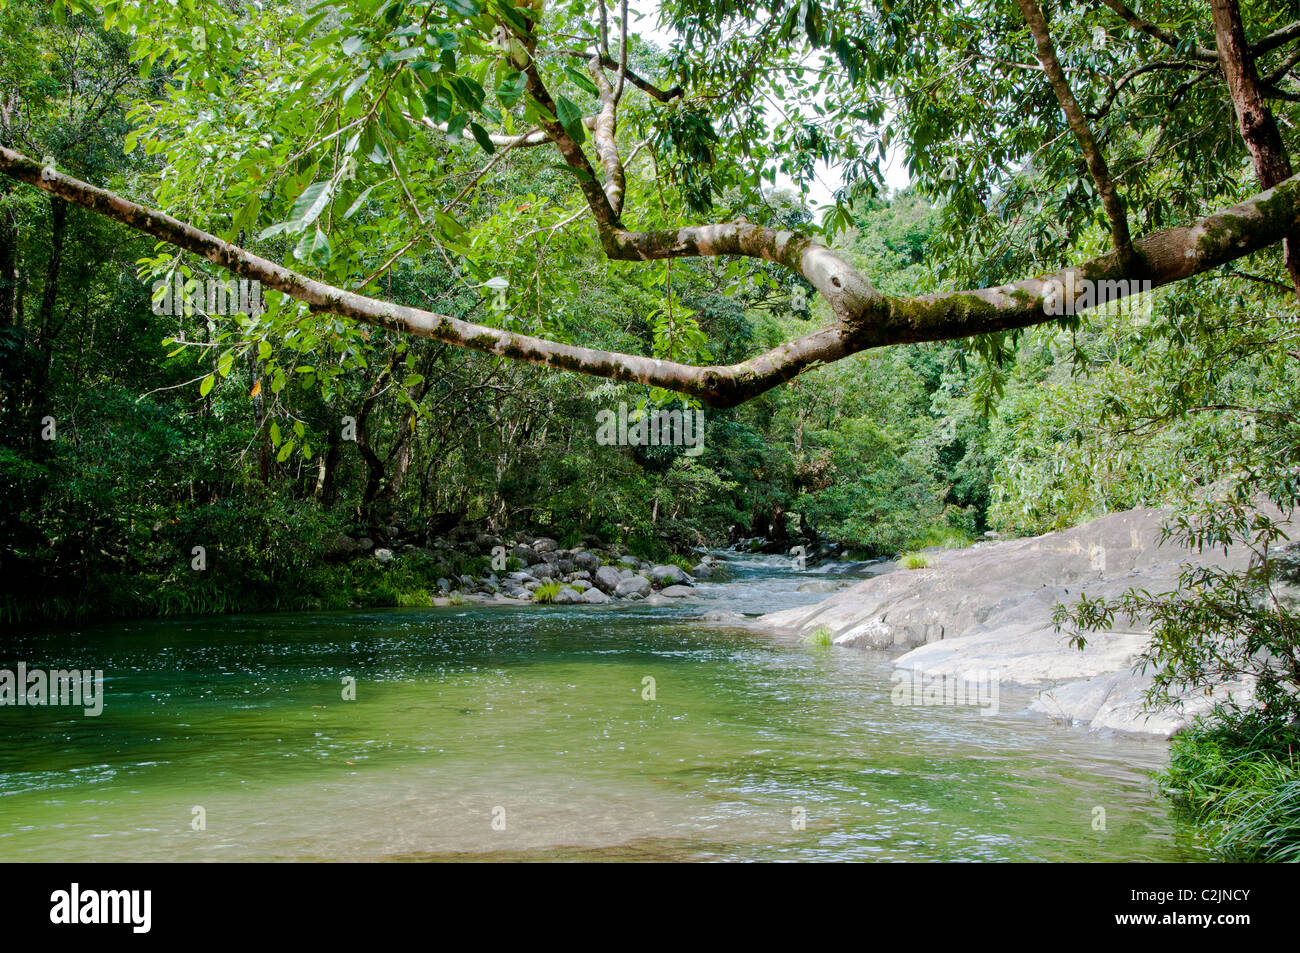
[745,508,1265,737]
[325,528,721,606]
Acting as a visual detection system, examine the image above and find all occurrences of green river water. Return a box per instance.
[0,556,1203,861]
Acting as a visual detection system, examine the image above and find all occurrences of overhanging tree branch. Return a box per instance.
[5,146,1300,409]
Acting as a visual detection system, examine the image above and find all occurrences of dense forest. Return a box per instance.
[3,0,1300,861]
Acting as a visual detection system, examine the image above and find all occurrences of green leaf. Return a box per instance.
[293,227,333,268]
[563,65,600,97]
[469,122,495,154]
[495,70,526,107]
[258,340,273,360]
[342,71,370,104]
[269,421,282,446]
[199,374,215,397]
[288,181,334,232]
[555,96,586,144]
[277,439,295,463]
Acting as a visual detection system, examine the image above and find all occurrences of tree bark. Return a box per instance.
[4,146,1300,408]
[1208,0,1300,296]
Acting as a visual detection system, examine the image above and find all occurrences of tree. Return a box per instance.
[1,0,1299,413]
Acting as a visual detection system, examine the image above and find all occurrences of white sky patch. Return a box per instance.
[624,0,912,207]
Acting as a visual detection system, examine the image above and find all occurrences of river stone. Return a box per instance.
[582,587,611,604]
[533,537,558,553]
[552,587,583,605]
[568,579,591,592]
[643,593,675,607]
[374,548,394,563]
[511,544,542,565]
[691,562,713,580]
[618,555,641,568]
[659,585,694,599]
[356,537,374,551]
[594,566,623,593]
[531,562,558,580]
[615,575,651,598]
[573,551,602,572]
[797,580,839,593]
[649,564,690,586]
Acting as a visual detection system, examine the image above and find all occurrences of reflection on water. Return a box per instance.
[0,558,1202,861]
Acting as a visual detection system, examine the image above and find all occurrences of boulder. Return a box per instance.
[582,587,611,604]
[573,551,603,573]
[533,537,559,553]
[797,580,839,593]
[511,544,542,566]
[552,587,584,605]
[324,534,361,560]
[758,507,1269,737]
[659,585,695,599]
[594,565,624,593]
[649,564,690,586]
[615,575,651,598]
[374,548,394,563]
[691,562,713,580]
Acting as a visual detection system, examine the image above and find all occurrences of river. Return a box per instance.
[0,554,1202,861]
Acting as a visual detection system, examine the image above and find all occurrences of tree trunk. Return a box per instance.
[1209,0,1300,297]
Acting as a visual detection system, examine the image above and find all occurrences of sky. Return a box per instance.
[624,0,912,208]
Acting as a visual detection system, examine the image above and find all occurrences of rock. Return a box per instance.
[691,562,713,580]
[552,587,583,605]
[511,544,542,565]
[594,565,624,593]
[531,562,558,580]
[436,577,451,592]
[569,570,592,581]
[324,534,361,560]
[533,537,558,553]
[797,580,839,593]
[700,609,746,624]
[659,585,695,599]
[374,548,394,563]
[356,537,375,552]
[649,564,690,586]
[615,575,651,598]
[568,579,591,592]
[643,593,675,607]
[581,587,611,604]
[618,555,641,568]
[573,551,603,573]
[758,507,1275,736]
